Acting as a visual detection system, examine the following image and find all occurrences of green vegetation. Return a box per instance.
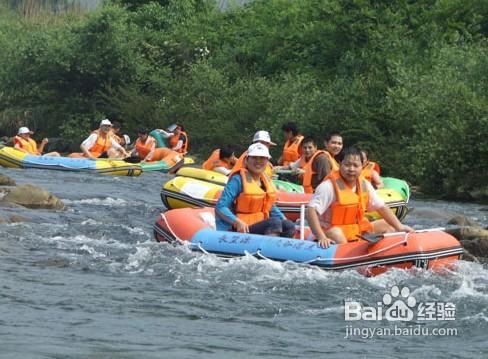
[0,0,487,199]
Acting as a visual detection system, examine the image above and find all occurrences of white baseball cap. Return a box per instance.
[252,130,276,146]
[247,143,271,159]
[100,119,112,127]
[123,134,131,145]
[18,127,33,135]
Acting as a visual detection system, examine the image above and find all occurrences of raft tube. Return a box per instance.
[0,146,142,176]
[153,207,462,275]
[175,166,304,193]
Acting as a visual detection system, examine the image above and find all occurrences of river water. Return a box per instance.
[0,168,487,359]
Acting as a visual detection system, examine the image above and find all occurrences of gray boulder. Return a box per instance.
[0,173,16,186]
[446,226,488,259]
[1,184,64,210]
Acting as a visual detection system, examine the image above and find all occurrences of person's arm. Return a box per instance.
[377,205,414,233]
[277,155,283,166]
[215,176,248,232]
[80,134,98,160]
[306,181,335,248]
[366,181,412,232]
[142,140,156,162]
[110,137,128,156]
[156,129,174,138]
[37,138,48,154]
[306,206,332,248]
[312,155,331,188]
[371,170,383,189]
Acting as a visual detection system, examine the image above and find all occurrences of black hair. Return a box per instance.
[281,122,299,136]
[359,148,368,162]
[324,132,342,142]
[341,146,363,164]
[176,123,184,131]
[138,129,149,135]
[112,121,121,130]
[300,136,316,147]
[219,145,234,159]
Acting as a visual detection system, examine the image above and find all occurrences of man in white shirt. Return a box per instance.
[306,146,413,248]
[79,119,128,160]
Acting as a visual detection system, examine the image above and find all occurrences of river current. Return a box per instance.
[0,168,487,358]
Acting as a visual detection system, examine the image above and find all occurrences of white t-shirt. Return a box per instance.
[308,179,385,226]
[82,133,123,151]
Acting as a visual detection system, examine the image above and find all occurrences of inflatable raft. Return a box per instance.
[160,176,409,221]
[0,146,142,176]
[175,167,304,193]
[153,207,463,275]
[140,156,194,173]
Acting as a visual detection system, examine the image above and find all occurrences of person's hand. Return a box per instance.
[317,235,333,248]
[293,168,305,175]
[398,224,414,233]
[41,138,49,144]
[233,218,249,233]
[273,166,284,173]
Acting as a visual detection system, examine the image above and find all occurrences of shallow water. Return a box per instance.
[0,168,487,359]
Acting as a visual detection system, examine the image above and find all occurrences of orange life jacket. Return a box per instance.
[202,149,232,171]
[168,131,188,154]
[233,150,274,178]
[361,161,381,182]
[151,147,181,163]
[323,170,372,241]
[232,168,277,226]
[110,129,122,145]
[14,136,39,155]
[135,136,156,159]
[88,130,112,158]
[324,151,340,171]
[282,135,303,165]
[298,150,327,194]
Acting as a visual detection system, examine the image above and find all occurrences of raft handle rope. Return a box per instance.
[194,242,210,255]
[159,213,185,244]
[244,249,269,260]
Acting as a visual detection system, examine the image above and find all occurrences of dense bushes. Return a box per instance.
[0,0,487,199]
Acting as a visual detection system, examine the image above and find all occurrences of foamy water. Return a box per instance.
[0,167,487,358]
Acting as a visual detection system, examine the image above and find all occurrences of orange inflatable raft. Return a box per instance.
[154,207,463,275]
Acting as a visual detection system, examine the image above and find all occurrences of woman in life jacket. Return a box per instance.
[202,145,237,175]
[215,143,295,237]
[306,146,413,248]
[323,133,343,170]
[278,122,304,166]
[360,149,383,189]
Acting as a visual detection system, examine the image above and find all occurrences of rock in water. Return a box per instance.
[446,226,488,259]
[1,184,64,210]
[0,173,16,186]
[447,215,479,227]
